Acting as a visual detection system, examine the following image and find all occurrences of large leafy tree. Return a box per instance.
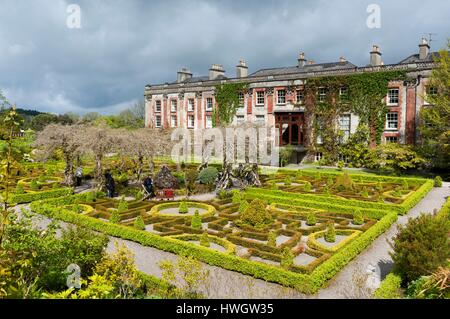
[419,40,450,169]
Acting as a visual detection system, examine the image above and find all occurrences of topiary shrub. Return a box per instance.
[303,183,311,192]
[238,200,249,213]
[30,179,39,191]
[217,190,232,200]
[199,232,210,247]
[117,199,128,213]
[353,209,364,225]
[361,187,369,198]
[86,191,96,202]
[333,172,354,192]
[239,199,273,228]
[231,189,243,203]
[198,167,219,185]
[284,176,292,186]
[15,184,25,194]
[178,201,189,214]
[402,180,409,191]
[390,213,449,283]
[280,247,294,269]
[267,231,277,247]
[327,176,334,186]
[306,212,317,226]
[434,176,443,187]
[134,215,146,230]
[191,210,202,230]
[110,210,121,224]
[324,222,336,243]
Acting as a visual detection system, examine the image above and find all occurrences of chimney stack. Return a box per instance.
[308,60,315,65]
[209,64,225,80]
[298,52,306,67]
[177,67,193,83]
[419,38,430,60]
[370,45,382,66]
[339,56,347,63]
[236,60,248,78]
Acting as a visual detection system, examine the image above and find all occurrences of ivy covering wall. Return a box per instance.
[213,83,248,127]
[303,70,408,162]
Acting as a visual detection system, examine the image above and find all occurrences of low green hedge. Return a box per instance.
[307,229,362,253]
[30,193,399,294]
[309,211,398,291]
[246,179,433,216]
[373,273,402,299]
[436,197,450,221]
[150,201,216,218]
[8,187,73,204]
[245,188,388,219]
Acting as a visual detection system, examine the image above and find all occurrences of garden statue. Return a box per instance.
[154,165,179,189]
[215,163,261,191]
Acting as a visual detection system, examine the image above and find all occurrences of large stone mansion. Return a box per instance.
[144,39,438,160]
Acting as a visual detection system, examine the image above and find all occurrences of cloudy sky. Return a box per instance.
[0,0,448,115]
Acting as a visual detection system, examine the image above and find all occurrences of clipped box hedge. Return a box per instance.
[30,193,399,294]
[8,187,73,204]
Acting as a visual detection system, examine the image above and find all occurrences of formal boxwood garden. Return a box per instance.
[21,167,433,294]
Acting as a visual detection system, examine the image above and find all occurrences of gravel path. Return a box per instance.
[15,183,450,298]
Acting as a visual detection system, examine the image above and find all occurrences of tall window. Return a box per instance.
[296,90,304,104]
[188,99,195,112]
[277,90,286,104]
[155,115,161,128]
[205,115,213,128]
[339,87,348,101]
[315,152,323,162]
[171,100,177,112]
[426,86,438,96]
[188,115,195,128]
[155,100,161,112]
[238,92,244,107]
[206,97,213,111]
[388,89,399,105]
[339,114,351,141]
[256,91,265,105]
[318,87,327,102]
[386,112,398,130]
[171,115,177,127]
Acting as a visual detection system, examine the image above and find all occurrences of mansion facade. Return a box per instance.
[144,39,438,161]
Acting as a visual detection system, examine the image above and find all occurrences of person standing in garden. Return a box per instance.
[75,166,83,187]
[105,171,115,198]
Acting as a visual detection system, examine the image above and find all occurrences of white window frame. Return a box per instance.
[296,90,304,104]
[188,99,195,112]
[238,92,244,107]
[155,100,162,113]
[171,100,177,112]
[339,87,348,100]
[315,152,323,162]
[155,115,161,128]
[256,91,265,105]
[255,115,265,123]
[206,97,213,111]
[339,114,351,142]
[277,90,286,105]
[385,136,398,144]
[205,115,213,128]
[318,87,327,102]
[171,115,177,127]
[387,89,399,105]
[386,112,398,130]
[187,115,195,128]
[236,115,245,124]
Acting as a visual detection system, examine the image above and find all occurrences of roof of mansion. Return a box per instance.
[145,46,441,94]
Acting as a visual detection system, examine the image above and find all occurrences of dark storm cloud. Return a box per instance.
[0,0,448,114]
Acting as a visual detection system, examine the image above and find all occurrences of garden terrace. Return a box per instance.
[30,181,405,294]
